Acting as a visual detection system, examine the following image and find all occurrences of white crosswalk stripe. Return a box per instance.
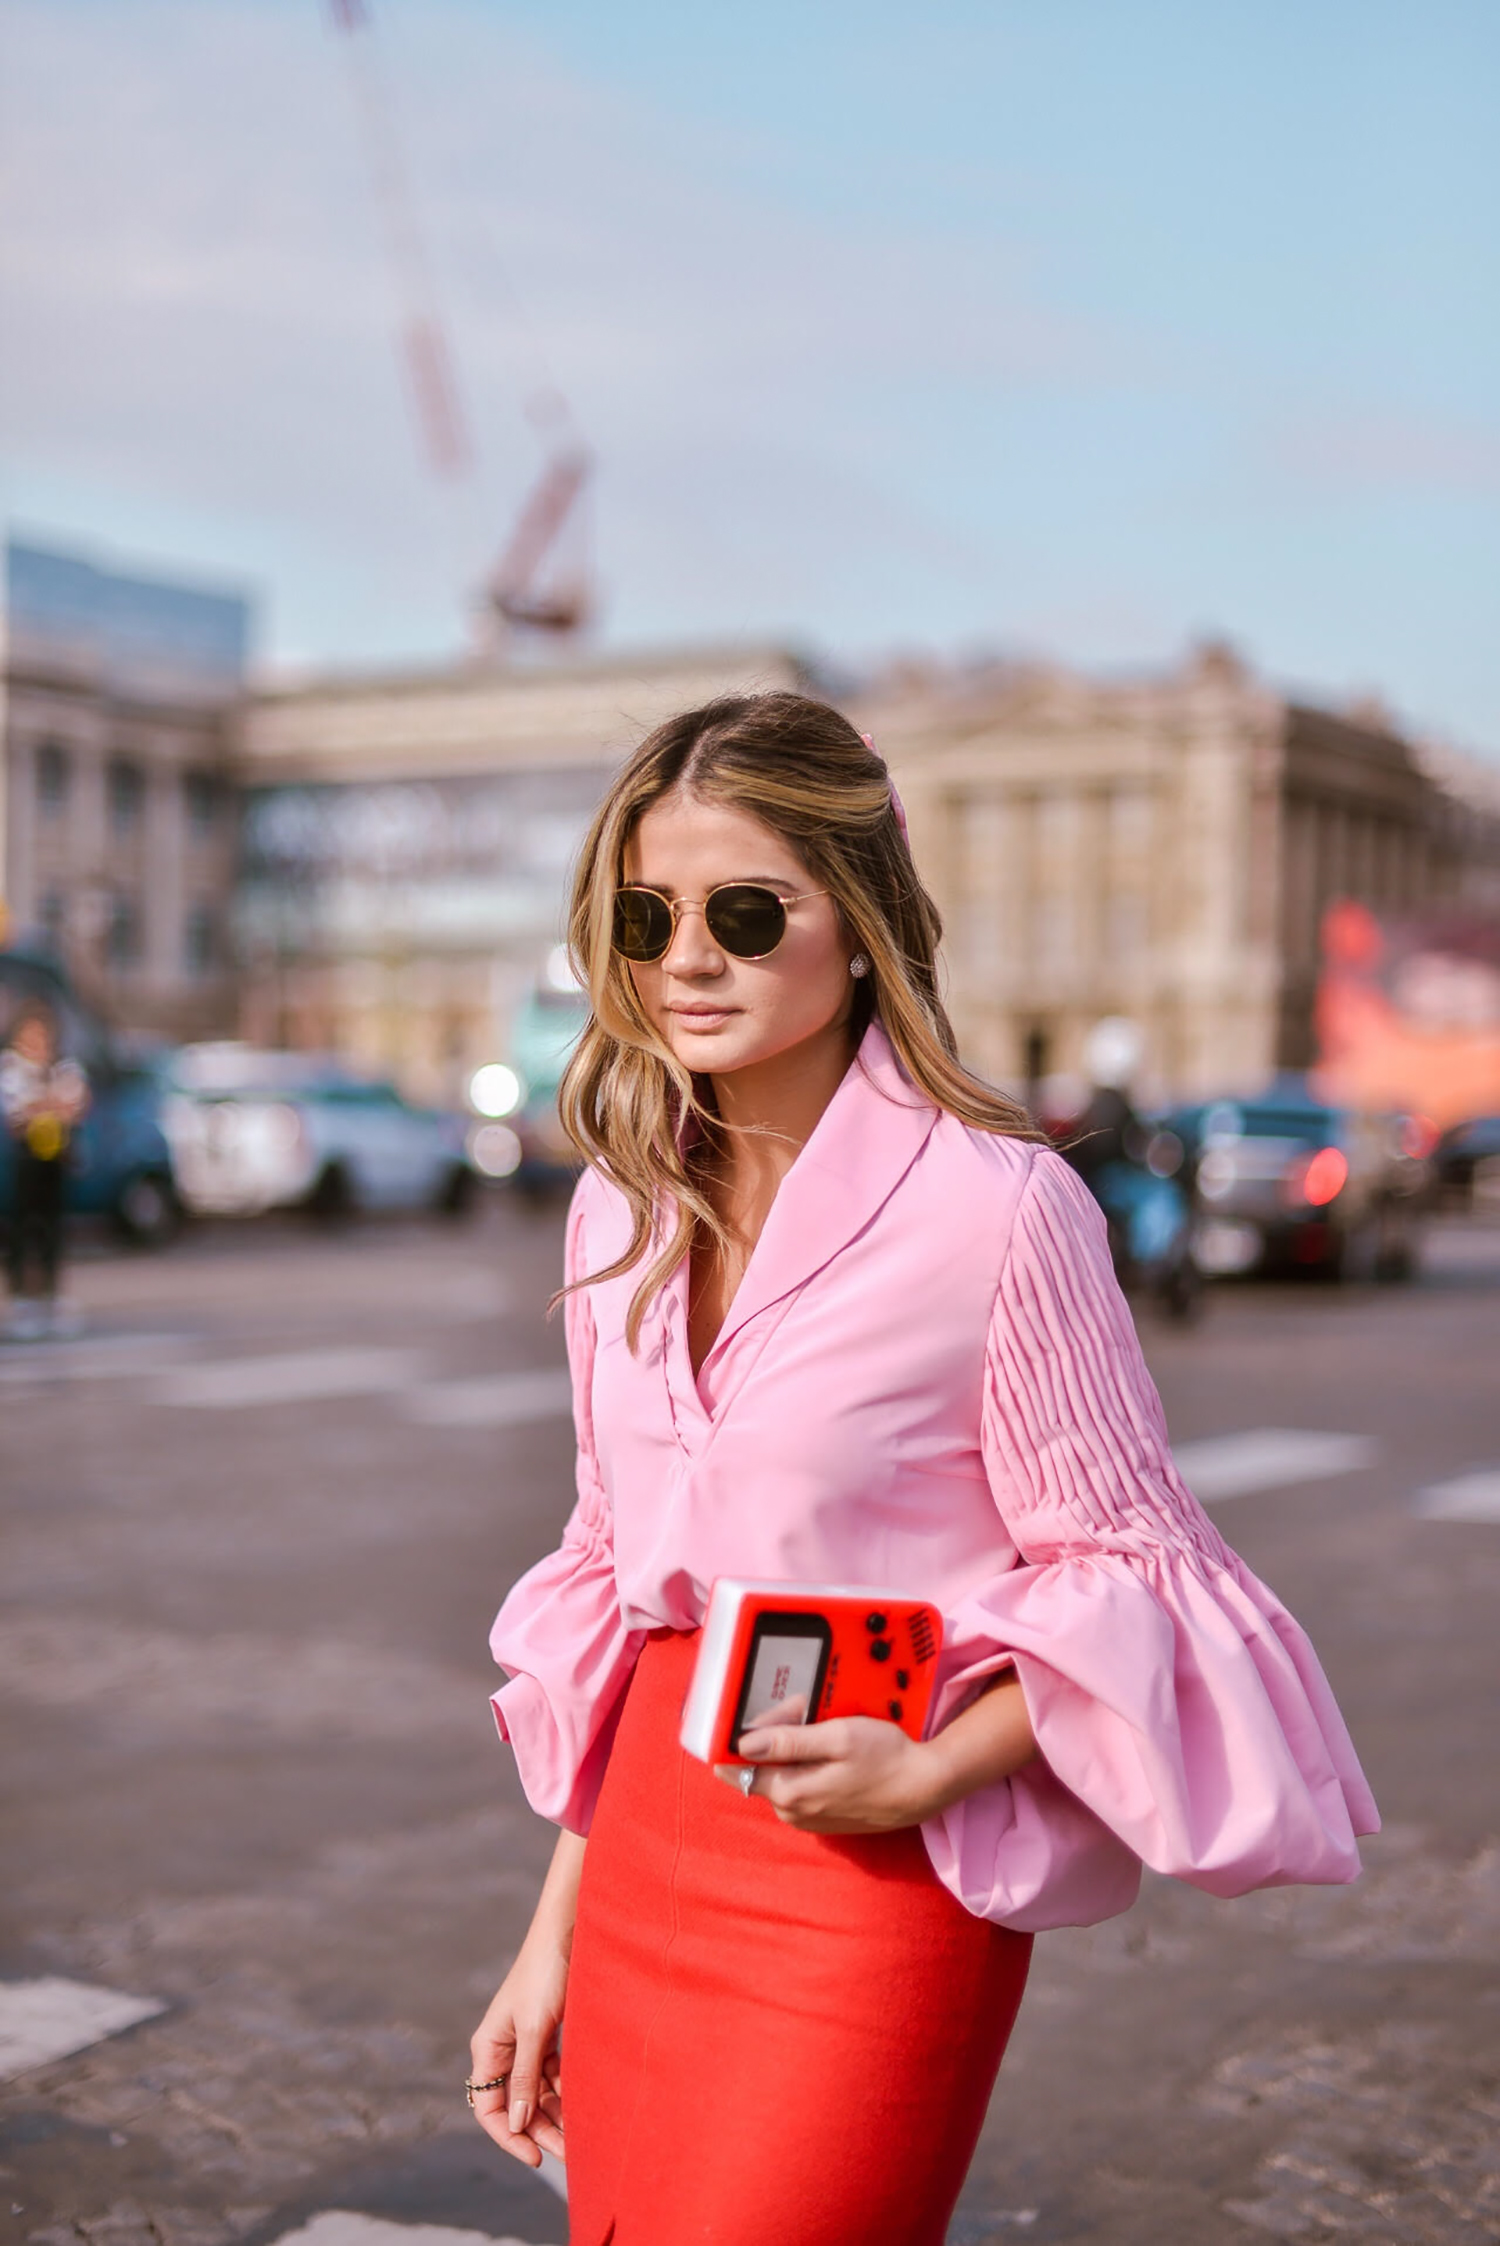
[271,2219,531,2246]
[1173,1428,1376,1503]
[1413,1470,1500,1522]
[155,1347,424,1409]
[399,1369,574,1428]
[0,1976,167,2082]
[1,1335,573,1427]
[0,1333,198,1386]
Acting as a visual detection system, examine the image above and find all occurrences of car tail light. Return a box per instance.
[1284,1145,1347,1207]
[1401,1114,1438,1159]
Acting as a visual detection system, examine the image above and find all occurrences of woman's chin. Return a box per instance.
[662,1018,763,1073]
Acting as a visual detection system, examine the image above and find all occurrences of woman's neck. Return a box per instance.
[706,1017,859,1208]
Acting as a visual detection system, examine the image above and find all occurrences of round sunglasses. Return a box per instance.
[612,883,829,963]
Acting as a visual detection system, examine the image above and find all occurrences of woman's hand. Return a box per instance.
[736,1672,1039,1836]
[469,1828,585,2168]
[469,1936,568,2168]
[732,1714,941,1834]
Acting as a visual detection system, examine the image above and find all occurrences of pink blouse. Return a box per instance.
[489,1022,1378,1932]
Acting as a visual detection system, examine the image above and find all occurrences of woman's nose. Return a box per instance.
[662,901,724,975]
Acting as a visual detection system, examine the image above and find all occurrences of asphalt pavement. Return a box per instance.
[1,1195,1497,2246]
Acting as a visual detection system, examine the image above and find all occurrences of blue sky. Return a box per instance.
[1,0,1497,750]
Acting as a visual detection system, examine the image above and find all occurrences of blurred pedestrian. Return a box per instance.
[469,694,1378,2243]
[1,1004,89,1339]
[1066,1013,1146,1183]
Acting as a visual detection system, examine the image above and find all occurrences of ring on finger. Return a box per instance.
[465,2072,508,2108]
[738,1766,756,1798]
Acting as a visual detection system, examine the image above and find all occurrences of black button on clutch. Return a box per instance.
[865,1611,888,1633]
[896,1668,910,1690]
[870,1638,892,1662]
[888,1699,904,1722]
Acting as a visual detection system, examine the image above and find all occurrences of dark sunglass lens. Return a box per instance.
[705,885,787,957]
[614,889,674,960]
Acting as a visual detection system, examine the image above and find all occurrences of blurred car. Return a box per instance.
[163,1045,475,1220]
[1166,1083,1431,1281]
[0,948,180,1246]
[1433,1114,1500,1206]
[466,979,589,1193]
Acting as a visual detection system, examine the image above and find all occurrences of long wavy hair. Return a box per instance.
[558,691,1040,1342]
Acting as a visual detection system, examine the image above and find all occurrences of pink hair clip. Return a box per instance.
[861,731,910,849]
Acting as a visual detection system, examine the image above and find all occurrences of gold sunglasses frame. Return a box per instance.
[613,883,830,963]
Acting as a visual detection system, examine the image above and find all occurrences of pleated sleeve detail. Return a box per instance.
[923,1149,1379,1930]
[488,1180,646,1834]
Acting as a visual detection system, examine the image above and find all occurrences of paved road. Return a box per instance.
[1,1199,1497,2246]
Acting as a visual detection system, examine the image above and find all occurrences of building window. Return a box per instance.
[183,769,222,838]
[35,740,71,817]
[183,902,218,977]
[108,756,146,835]
[106,893,142,970]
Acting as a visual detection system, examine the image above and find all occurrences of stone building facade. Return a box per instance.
[858,645,1500,1105]
[238,644,807,1103]
[9,530,1495,1111]
[0,539,248,1041]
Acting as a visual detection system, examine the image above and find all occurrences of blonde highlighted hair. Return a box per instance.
[559,691,1040,1342]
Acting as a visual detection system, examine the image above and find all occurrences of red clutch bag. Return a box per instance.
[679,1578,943,1767]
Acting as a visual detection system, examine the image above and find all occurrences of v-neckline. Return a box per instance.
[685,1183,773,1391]
[658,1020,943,1430]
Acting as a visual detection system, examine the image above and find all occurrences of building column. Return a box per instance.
[146,754,186,1003]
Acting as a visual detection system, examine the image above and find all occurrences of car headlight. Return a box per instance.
[467,1121,522,1178]
[469,1064,524,1119]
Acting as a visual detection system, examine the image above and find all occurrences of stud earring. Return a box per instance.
[849,953,870,979]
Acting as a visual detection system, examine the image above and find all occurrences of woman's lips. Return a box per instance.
[668,1006,739,1027]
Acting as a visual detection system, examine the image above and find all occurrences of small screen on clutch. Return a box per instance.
[741,1632,821,1730]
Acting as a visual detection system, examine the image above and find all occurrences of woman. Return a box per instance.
[470,693,1377,2244]
[2,1003,89,1340]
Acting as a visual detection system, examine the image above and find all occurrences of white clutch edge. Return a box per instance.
[677,1578,912,1762]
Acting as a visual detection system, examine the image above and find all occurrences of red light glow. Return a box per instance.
[1402,1114,1439,1159]
[1302,1146,1349,1206]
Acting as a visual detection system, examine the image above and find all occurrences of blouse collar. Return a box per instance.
[690,1016,940,1374]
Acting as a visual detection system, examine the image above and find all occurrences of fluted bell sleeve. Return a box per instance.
[923,1151,1380,1932]
[489,1188,646,1834]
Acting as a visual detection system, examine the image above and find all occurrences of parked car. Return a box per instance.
[163,1045,475,1220]
[1166,1084,1431,1280]
[1434,1114,1500,1207]
[505,981,590,1191]
[0,948,181,1246]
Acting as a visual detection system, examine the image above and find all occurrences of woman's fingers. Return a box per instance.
[738,1719,845,1765]
[473,2095,545,2167]
[469,2049,559,2168]
[469,2015,532,2159]
[507,2016,550,2140]
[530,2100,567,2162]
[467,2024,515,2122]
[469,2004,516,2080]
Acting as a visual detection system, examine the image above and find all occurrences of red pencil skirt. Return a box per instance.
[560,1628,1032,2246]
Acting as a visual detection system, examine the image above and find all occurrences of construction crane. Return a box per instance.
[324,0,594,647]
[482,395,592,638]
